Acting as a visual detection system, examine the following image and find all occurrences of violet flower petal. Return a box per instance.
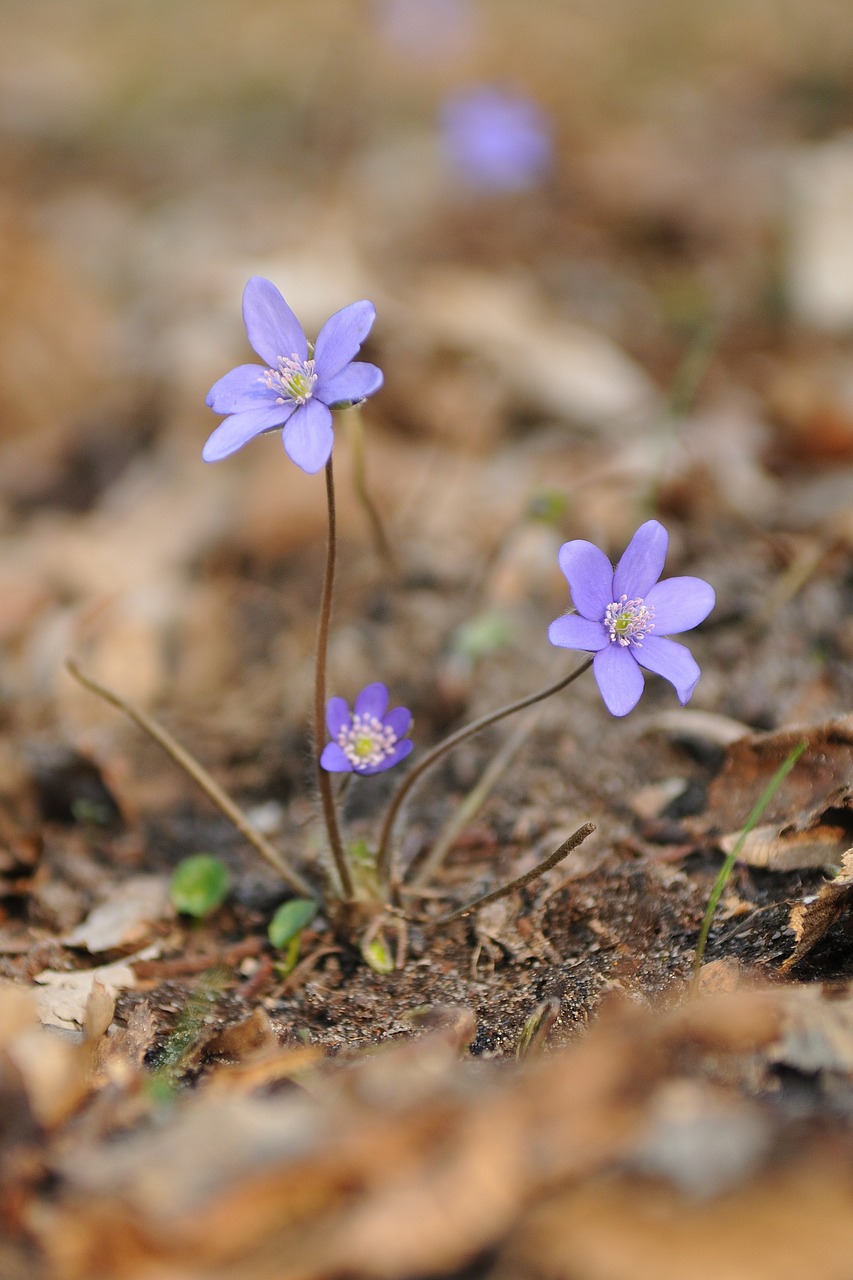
[313,301,377,381]
[326,696,351,737]
[358,738,413,775]
[612,519,668,600]
[593,644,645,717]
[242,277,307,367]
[548,614,609,652]
[205,364,272,414]
[644,577,716,635]
[384,706,412,738]
[320,743,353,772]
[281,400,334,473]
[354,682,389,719]
[557,541,614,621]
[202,404,294,462]
[316,362,384,406]
[635,636,701,705]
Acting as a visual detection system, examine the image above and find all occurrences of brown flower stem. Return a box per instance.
[375,655,594,892]
[315,458,355,900]
[65,658,316,899]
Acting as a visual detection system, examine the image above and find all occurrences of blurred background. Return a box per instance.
[4,0,853,757]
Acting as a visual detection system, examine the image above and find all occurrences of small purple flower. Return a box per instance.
[320,682,413,775]
[203,277,383,473]
[440,86,553,192]
[548,520,715,718]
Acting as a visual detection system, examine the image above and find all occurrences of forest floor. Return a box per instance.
[4,2,853,1277]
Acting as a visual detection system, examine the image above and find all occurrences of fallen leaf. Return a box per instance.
[721,821,849,871]
[33,961,136,1030]
[782,848,853,972]
[64,875,172,952]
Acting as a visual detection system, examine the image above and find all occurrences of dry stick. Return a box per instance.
[376,656,594,891]
[420,821,596,927]
[65,659,315,899]
[408,707,541,891]
[315,458,355,900]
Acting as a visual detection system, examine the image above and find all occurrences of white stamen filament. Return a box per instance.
[264,354,317,406]
[604,595,655,647]
[338,713,398,769]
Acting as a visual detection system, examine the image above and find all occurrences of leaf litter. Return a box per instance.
[6,0,853,1276]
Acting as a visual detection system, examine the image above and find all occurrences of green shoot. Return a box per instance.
[691,740,807,992]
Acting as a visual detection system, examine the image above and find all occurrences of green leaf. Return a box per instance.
[268,898,318,950]
[169,855,229,918]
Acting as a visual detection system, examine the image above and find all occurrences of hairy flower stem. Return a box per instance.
[315,459,355,900]
[376,655,594,892]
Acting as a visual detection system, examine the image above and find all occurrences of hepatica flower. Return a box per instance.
[548,520,715,717]
[320,683,413,775]
[440,86,553,192]
[203,277,383,473]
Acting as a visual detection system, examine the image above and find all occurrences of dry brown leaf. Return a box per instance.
[33,961,136,1031]
[781,848,853,972]
[497,1154,853,1280]
[721,821,849,870]
[692,720,853,868]
[64,876,172,953]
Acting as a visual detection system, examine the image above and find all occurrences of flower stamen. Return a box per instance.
[337,713,399,770]
[604,595,655,647]
[264,354,318,406]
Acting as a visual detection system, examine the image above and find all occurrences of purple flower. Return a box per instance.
[203,277,383,473]
[548,520,715,717]
[320,683,413,775]
[440,86,553,192]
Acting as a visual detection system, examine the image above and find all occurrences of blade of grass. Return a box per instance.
[690,739,807,993]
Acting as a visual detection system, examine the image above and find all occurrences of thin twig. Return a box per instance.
[376,656,594,891]
[65,658,316,899]
[421,821,596,927]
[314,457,355,900]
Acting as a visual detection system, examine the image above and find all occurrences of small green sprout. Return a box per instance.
[170,854,229,919]
[268,897,319,975]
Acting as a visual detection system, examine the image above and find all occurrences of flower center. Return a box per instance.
[264,354,317,406]
[337,713,399,770]
[604,595,655,647]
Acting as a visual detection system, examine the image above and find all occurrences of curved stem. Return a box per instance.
[376,655,594,891]
[315,458,355,900]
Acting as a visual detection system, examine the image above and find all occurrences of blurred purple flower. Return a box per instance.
[548,520,715,717]
[203,277,383,473]
[320,683,413,775]
[441,86,553,192]
[375,0,477,61]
